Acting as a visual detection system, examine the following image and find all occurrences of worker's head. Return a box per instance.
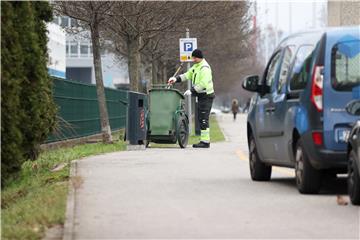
[191,49,203,63]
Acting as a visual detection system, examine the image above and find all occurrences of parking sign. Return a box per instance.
[179,38,197,62]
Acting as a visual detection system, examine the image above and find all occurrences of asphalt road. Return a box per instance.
[70,113,359,239]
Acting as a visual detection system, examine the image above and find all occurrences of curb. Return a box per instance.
[63,160,78,240]
[216,115,230,142]
[41,129,123,151]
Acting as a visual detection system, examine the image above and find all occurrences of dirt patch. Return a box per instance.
[71,175,84,189]
[43,224,63,240]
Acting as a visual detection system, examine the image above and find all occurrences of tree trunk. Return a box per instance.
[158,62,163,84]
[162,63,167,84]
[151,58,158,85]
[127,35,141,92]
[91,21,112,143]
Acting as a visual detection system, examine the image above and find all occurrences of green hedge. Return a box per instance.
[1,2,56,183]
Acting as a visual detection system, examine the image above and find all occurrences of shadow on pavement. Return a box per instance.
[270,177,296,188]
[269,176,348,195]
[147,146,183,149]
[320,176,348,195]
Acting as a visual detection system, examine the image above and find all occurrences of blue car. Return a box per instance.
[242,27,360,194]
[346,99,360,205]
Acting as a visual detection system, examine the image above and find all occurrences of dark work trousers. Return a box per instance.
[198,96,214,131]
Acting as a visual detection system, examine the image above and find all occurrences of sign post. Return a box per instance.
[179,29,197,134]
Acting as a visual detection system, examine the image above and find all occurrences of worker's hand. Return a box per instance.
[184,90,192,96]
[168,77,176,85]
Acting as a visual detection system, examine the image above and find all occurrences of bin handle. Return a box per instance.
[118,99,128,105]
[167,63,184,89]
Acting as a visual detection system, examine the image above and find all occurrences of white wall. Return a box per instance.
[47,22,66,78]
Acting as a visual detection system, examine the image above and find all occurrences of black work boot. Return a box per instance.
[192,141,210,148]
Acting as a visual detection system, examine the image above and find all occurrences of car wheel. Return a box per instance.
[295,139,322,194]
[348,149,360,205]
[249,136,271,181]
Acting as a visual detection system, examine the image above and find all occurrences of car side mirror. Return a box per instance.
[242,75,260,92]
[346,100,360,116]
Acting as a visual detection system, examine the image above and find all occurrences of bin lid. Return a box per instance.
[149,88,184,99]
[128,91,147,96]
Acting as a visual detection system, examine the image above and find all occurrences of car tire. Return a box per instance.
[295,139,322,194]
[249,136,272,181]
[348,149,360,205]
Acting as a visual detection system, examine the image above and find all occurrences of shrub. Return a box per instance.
[1,2,57,183]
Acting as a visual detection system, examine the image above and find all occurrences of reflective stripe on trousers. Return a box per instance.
[200,128,210,143]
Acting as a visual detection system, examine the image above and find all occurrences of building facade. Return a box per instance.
[328,1,360,26]
[52,16,129,88]
[47,22,66,79]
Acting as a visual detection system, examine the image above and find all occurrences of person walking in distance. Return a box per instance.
[232,99,239,121]
[168,49,215,148]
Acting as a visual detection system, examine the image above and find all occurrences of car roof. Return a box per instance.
[324,26,360,41]
[275,26,360,51]
[276,30,324,51]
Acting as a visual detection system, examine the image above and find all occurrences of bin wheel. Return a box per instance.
[177,117,189,148]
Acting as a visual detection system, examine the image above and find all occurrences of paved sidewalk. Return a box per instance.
[68,114,359,239]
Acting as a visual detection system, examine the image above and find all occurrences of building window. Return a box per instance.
[80,43,89,57]
[70,41,78,57]
[90,45,93,54]
[66,42,69,56]
[70,18,78,28]
[52,16,60,25]
[60,16,69,28]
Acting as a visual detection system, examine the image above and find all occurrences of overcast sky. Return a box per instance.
[254,0,328,61]
[255,0,327,38]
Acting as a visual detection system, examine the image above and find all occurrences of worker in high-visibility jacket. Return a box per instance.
[168,49,215,148]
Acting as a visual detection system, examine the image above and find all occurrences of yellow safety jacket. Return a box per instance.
[178,59,214,95]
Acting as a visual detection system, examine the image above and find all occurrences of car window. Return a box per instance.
[277,46,294,93]
[290,54,313,90]
[289,45,315,90]
[265,51,282,92]
[331,40,360,91]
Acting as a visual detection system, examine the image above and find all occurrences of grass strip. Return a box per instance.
[149,115,225,148]
[2,132,126,240]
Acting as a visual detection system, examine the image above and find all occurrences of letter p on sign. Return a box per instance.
[184,42,193,52]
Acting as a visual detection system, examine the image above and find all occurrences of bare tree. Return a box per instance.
[56,1,256,106]
[55,1,113,143]
[145,1,253,97]
[140,1,253,91]
[105,1,207,91]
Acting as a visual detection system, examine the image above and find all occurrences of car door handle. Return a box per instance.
[265,107,275,113]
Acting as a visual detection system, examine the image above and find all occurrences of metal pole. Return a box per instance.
[186,28,192,134]
[289,2,292,34]
[312,1,316,28]
[275,1,279,46]
[264,2,269,64]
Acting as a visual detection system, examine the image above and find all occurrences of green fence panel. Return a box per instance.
[47,78,128,142]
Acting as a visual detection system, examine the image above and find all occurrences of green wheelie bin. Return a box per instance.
[146,87,189,148]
